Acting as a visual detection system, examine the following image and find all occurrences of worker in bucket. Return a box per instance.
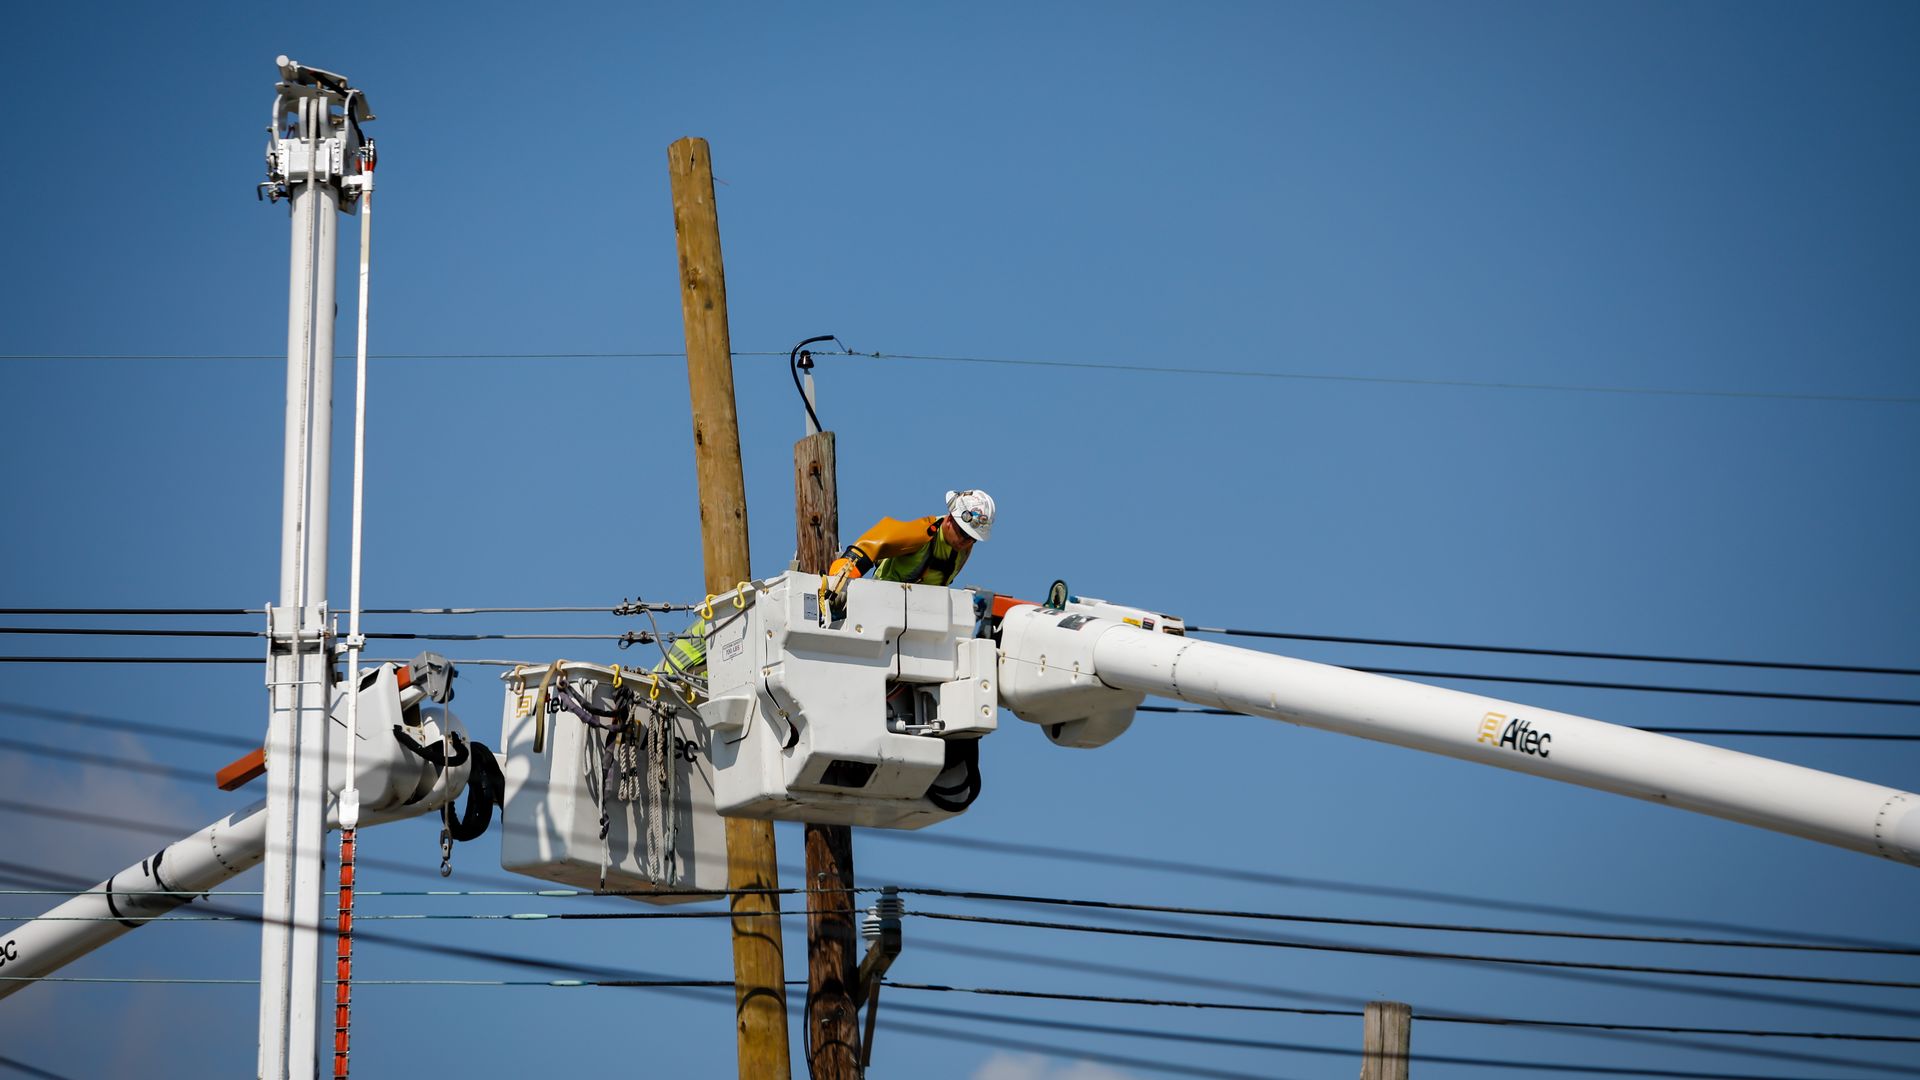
[820,489,996,613]
[656,489,994,682]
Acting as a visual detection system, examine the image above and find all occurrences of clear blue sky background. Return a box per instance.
[3,3,1917,1078]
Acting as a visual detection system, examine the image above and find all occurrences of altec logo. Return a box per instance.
[1477,711,1552,758]
[0,938,18,968]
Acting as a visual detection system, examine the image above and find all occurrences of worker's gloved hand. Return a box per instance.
[819,569,851,620]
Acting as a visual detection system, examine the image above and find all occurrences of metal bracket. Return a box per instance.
[856,886,903,1068]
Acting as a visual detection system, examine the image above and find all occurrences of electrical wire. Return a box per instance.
[913,910,1920,991]
[0,656,259,664]
[0,702,255,749]
[0,608,257,616]
[899,888,1920,956]
[0,627,260,638]
[888,999,1920,1080]
[0,1054,77,1080]
[1338,665,1920,706]
[6,842,1918,1067]
[901,939,1908,1072]
[887,978,1920,1045]
[6,723,1906,954]
[1184,626,1920,678]
[0,628,631,642]
[871,832,1909,949]
[1137,705,1920,740]
[9,648,1915,706]
[9,349,1916,405]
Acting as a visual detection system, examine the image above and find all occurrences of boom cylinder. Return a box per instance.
[998,606,1920,867]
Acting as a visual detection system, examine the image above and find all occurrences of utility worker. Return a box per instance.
[658,490,996,683]
[821,489,996,609]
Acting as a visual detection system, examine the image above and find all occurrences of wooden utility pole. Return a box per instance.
[795,431,861,1078]
[1360,1000,1412,1080]
[668,135,792,1080]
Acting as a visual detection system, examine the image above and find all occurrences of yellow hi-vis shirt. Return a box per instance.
[828,515,971,587]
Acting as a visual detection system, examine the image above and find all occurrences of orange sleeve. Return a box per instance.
[827,515,942,580]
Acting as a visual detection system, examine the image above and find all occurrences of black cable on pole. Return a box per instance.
[787,334,841,434]
[1137,706,1920,740]
[1186,626,1920,678]
[913,910,1920,991]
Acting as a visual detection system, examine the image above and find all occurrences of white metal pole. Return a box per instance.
[0,801,269,1000]
[1082,622,1920,865]
[261,84,339,1080]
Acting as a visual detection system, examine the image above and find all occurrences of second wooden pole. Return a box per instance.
[794,431,862,1077]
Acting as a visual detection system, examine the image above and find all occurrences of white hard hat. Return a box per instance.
[945,489,995,542]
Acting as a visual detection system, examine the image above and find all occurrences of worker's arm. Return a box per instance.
[827,516,941,581]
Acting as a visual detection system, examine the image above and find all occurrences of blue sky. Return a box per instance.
[3,2,1918,1077]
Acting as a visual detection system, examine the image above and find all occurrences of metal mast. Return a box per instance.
[258,56,373,1079]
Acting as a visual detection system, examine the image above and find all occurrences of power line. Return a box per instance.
[1185,626,1920,678]
[0,702,256,750]
[0,608,257,616]
[0,656,259,664]
[902,939,1908,1073]
[900,888,1920,956]
[1136,703,1920,734]
[0,1055,77,1080]
[7,845,1918,1064]
[9,348,1916,405]
[0,627,260,638]
[884,982,1920,1045]
[1339,665,1920,707]
[10,650,1916,707]
[0,627,632,642]
[890,1000,1918,1080]
[5,724,1891,951]
[914,910,1920,992]
[0,605,688,616]
[872,832,1907,950]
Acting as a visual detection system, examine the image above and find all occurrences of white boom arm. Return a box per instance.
[997,600,1920,867]
[1,799,270,998]
[0,662,480,999]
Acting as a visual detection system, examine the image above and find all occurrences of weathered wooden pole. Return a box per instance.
[668,134,792,1080]
[1360,1000,1412,1080]
[795,431,862,1077]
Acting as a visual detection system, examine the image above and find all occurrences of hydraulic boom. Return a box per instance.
[997,596,1920,867]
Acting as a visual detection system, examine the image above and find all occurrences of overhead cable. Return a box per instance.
[886,981,1920,1045]
[1138,706,1920,740]
[902,939,1907,1072]
[900,888,1920,956]
[893,1000,1919,1080]
[9,349,1916,406]
[1340,666,1920,707]
[1185,626,1920,678]
[874,832,1905,950]
[914,910,1920,991]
